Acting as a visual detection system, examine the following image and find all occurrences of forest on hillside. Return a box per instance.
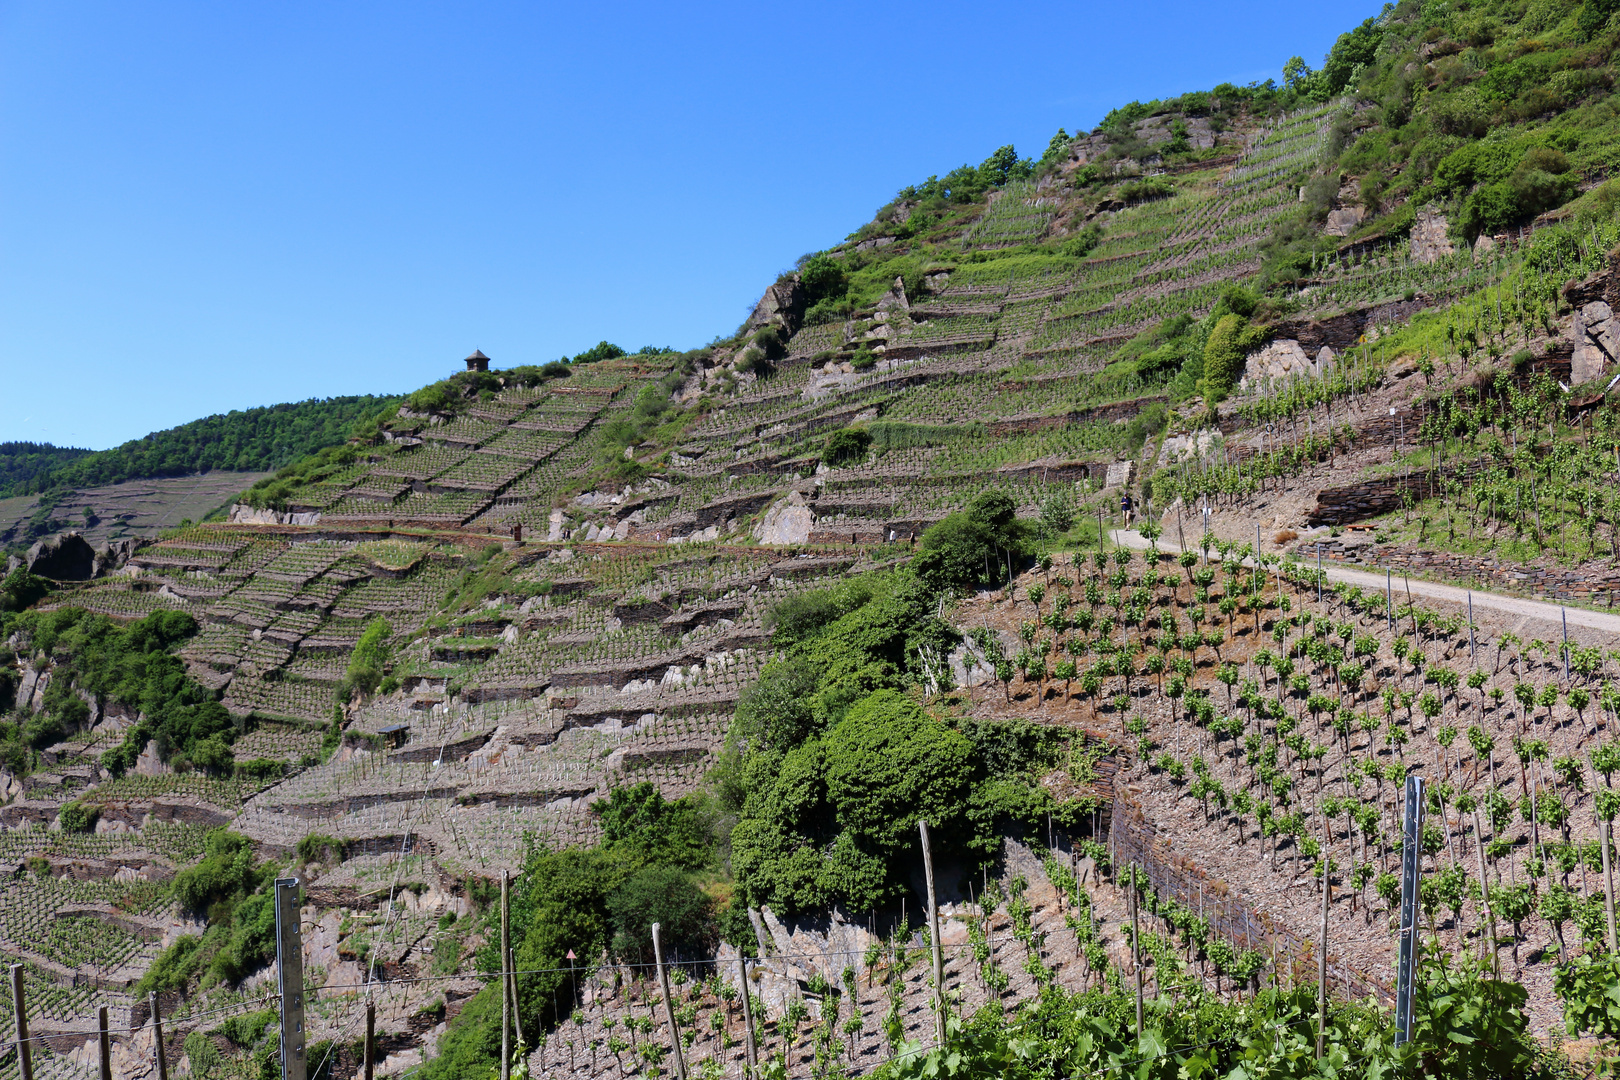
[0,396,398,498]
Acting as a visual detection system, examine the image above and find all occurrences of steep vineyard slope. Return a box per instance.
[13,0,1620,1076]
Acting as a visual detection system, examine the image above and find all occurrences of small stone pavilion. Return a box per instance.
[465,349,491,372]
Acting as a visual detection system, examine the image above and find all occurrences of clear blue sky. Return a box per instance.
[1,0,1377,450]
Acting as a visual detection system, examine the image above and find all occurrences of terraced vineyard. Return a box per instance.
[16,16,1620,1071]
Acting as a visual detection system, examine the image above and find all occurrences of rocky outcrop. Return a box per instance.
[754,492,815,545]
[227,504,321,526]
[94,537,141,576]
[746,275,806,336]
[1240,339,1335,389]
[25,533,97,581]
[1324,206,1363,237]
[1572,300,1620,386]
[1409,207,1454,264]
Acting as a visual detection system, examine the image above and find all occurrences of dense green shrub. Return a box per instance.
[3,607,231,776]
[296,834,343,864]
[895,144,1033,207]
[138,830,277,994]
[58,800,98,833]
[174,829,263,913]
[182,1032,219,1075]
[344,616,391,696]
[801,255,848,304]
[1200,314,1269,400]
[569,340,626,365]
[733,657,822,752]
[218,1010,278,1048]
[1117,178,1175,204]
[606,865,713,963]
[822,427,872,466]
[208,891,278,984]
[752,326,786,360]
[135,935,204,996]
[591,782,711,868]
[1060,224,1104,258]
[913,490,1033,592]
[765,577,876,647]
[0,569,50,614]
[1456,147,1577,238]
[729,691,1077,914]
[1125,402,1169,450]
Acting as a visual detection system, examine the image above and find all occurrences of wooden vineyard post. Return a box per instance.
[11,963,32,1080]
[500,869,510,1080]
[1386,569,1393,632]
[98,1005,111,1080]
[1562,608,1571,681]
[1130,866,1143,1040]
[1467,593,1476,659]
[651,924,687,1080]
[738,956,758,1077]
[1395,776,1427,1047]
[1604,817,1618,956]
[151,991,168,1080]
[508,945,524,1055]
[1474,807,1499,975]
[1317,864,1330,1059]
[919,820,947,1048]
[364,1000,376,1080]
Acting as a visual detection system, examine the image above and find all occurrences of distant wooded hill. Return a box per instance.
[0,396,398,498]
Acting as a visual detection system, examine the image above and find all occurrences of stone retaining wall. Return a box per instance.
[1307,463,1484,526]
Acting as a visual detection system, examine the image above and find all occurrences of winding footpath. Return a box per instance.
[1109,528,1620,638]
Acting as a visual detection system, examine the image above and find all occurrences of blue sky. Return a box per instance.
[1,0,1377,450]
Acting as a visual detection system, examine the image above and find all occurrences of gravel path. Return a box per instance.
[1110,529,1620,637]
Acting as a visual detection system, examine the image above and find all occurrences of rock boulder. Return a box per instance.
[25,533,97,580]
[1324,206,1363,237]
[754,492,815,545]
[1240,338,1335,389]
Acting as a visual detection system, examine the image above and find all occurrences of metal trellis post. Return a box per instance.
[275,877,306,1080]
[151,992,168,1080]
[738,956,758,1076]
[98,1005,110,1080]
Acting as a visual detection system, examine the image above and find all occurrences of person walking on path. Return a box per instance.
[1121,492,1134,527]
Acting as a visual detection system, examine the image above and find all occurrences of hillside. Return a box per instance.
[0,396,399,552]
[10,0,1620,1077]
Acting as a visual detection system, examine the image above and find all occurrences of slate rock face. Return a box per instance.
[1573,300,1620,386]
[1409,207,1455,265]
[1240,338,1335,389]
[26,532,97,581]
[746,275,806,336]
